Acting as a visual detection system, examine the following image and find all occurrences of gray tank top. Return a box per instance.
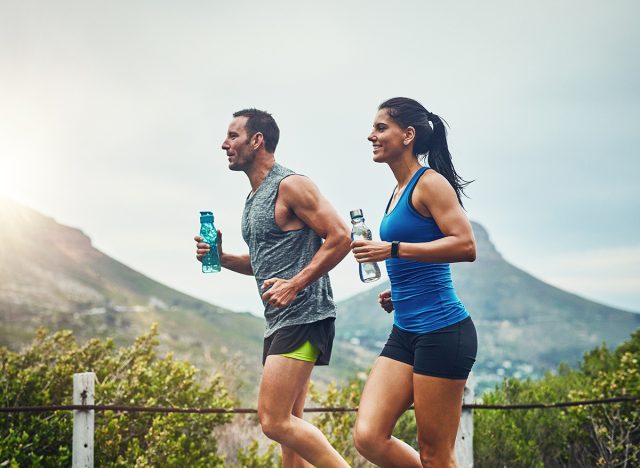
[241,163,337,337]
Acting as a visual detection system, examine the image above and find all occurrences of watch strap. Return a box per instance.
[391,241,400,258]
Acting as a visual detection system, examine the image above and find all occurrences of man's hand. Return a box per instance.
[378,289,394,314]
[194,235,210,263]
[261,277,301,308]
[351,240,392,263]
[194,230,223,263]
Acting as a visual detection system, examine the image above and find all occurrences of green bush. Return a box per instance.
[309,376,418,467]
[0,325,235,467]
[475,329,640,467]
[233,440,279,468]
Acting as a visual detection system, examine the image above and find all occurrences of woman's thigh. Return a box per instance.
[413,374,466,449]
[356,356,415,437]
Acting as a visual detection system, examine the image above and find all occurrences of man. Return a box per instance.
[195,108,350,467]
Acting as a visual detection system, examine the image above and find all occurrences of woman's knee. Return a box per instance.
[353,419,386,456]
[418,437,455,467]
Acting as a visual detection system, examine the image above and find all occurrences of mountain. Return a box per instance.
[335,222,640,393]
[2,199,638,397]
[0,198,270,398]
[0,198,361,399]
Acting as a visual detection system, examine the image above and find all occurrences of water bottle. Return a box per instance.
[350,209,381,283]
[199,211,221,273]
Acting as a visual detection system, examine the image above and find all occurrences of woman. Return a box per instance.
[351,97,477,467]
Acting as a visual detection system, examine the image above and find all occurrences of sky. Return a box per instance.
[1,1,639,315]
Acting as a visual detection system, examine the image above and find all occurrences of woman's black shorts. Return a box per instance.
[380,316,477,379]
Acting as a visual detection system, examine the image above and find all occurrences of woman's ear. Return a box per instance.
[403,126,416,146]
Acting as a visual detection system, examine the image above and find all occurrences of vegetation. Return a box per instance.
[0,325,235,467]
[2,326,638,466]
[475,329,640,467]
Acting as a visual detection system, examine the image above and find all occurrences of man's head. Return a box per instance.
[221,108,280,171]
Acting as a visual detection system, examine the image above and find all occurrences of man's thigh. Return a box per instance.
[259,355,315,418]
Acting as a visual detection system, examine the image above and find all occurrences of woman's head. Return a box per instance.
[375,97,471,206]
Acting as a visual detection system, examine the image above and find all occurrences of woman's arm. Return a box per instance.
[351,170,476,264]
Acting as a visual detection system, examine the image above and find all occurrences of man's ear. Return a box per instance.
[252,132,264,150]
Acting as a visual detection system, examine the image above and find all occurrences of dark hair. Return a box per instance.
[379,97,472,206]
[233,108,280,153]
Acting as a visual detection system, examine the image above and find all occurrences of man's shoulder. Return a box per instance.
[279,172,317,193]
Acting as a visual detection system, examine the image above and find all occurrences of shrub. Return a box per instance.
[0,325,234,467]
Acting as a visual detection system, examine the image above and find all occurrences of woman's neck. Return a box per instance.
[388,155,422,189]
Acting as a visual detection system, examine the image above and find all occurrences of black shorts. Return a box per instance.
[262,317,335,366]
[380,316,477,379]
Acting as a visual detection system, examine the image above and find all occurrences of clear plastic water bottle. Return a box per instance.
[199,211,221,273]
[350,209,381,283]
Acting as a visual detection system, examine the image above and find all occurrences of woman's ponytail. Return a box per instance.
[426,113,472,207]
[379,97,472,207]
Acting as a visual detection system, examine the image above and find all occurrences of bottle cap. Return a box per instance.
[200,211,214,223]
[350,209,364,219]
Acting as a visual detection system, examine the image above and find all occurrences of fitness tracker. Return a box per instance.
[391,241,400,258]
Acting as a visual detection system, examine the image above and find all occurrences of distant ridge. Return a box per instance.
[0,198,266,396]
[1,199,637,396]
[335,222,640,392]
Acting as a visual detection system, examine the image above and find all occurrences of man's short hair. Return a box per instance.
[233,108,280,153]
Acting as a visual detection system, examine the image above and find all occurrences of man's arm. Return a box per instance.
[194,230,253,275]
[261,176,351,308]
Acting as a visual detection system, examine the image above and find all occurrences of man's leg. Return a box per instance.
[258,354,348,468]
[281,377,312,468]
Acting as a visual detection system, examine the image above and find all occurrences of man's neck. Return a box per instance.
[246,153,276,193]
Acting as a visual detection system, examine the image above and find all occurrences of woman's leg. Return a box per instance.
[413,375,466,467]
[353,356,422,467]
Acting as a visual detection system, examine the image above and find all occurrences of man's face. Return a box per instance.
[221,116,256,171]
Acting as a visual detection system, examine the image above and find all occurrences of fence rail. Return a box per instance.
[1,372,638,468]
[2,395,638,414]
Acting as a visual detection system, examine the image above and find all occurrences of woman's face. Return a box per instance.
[368,109,407,163]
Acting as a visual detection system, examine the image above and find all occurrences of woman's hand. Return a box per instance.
[378,289,394,313]
[351,240,392,263]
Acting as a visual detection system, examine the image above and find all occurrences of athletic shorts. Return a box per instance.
[380,316,477,379]
[262,317,335,366]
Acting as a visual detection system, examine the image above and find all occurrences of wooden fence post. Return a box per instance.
[72,372,95,468]
[455,374,475,467]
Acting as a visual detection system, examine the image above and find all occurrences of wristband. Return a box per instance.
[391,241,400,258]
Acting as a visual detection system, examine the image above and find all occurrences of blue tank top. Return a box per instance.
[379,166,469,333]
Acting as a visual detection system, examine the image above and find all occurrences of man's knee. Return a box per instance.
[258,410,289,442]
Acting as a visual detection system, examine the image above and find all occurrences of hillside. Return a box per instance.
[335,222,640,392]
[2,199,637,397]
[0,199,361,398]
[0,198,267,397]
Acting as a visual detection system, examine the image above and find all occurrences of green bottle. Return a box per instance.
[199,211,221,273]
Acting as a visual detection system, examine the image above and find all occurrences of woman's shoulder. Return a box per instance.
[417,168,451,191]
[413,168,458,206]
